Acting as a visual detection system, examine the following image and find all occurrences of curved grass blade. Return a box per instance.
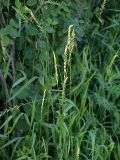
[8,77,38,102]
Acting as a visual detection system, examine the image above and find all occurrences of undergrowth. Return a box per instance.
[0,0,120,159]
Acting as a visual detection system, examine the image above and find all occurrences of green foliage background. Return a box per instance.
[0,0,120,159]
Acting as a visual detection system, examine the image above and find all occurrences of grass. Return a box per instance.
[0,0,120,159]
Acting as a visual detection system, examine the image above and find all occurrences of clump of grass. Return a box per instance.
[0,0,120,159]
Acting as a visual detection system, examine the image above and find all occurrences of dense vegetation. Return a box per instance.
[0,0,120,159]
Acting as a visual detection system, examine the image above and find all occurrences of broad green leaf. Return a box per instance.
[23,46,33,59]
[12,87,30,99]
[47,18,53,25]
[15,0,22,8]
[0,25,20,37]
[1,0,9,8]
[9,19,18,28]
[26,0,37,6]
[8,77,38,102]
[37,39,46,50]
[45,26,54,33]
[15,116,30,132]
[25,25,38,36]
[23,104,32,116]
[47,18,58,25]
[1,36,13,47]
[52,20,58,25]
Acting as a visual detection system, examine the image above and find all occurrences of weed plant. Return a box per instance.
[0,0,120,159]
